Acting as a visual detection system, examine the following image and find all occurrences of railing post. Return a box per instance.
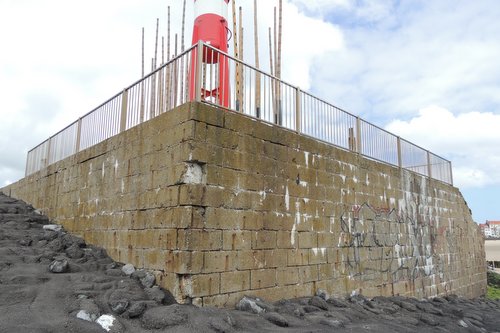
[120,88,129,133]
[356,116,362,154]
[397,136,402,169]
[45,138,52,168]
[75,118,82,153]
[195,41,204,102]
[449,162,454,185]
[25,153,30,176]
[427,150,432,179]
[295,87,301,132]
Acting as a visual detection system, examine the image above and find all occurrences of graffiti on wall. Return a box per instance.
[338,202,454,293]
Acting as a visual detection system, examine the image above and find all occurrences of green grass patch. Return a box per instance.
[487,285,500,300]
[487,271,500,300]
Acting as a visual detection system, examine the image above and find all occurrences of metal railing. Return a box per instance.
[26,41,453,185]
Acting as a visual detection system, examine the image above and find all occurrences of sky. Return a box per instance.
[1,0,499,223]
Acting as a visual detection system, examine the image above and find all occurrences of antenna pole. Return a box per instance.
[141,27,145,78]
[181,0,187,52]
[166,6,171,109]
[238,6,244,111]
[277,0,283,124]
[254,0,261,118]
[232,0,241,111]
[154,18,159,69]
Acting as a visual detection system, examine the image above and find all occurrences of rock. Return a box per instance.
[80,298,101,321]
[432,296,447,303]
[327,298,349,308]
[320,318,345,328]
[49,259,69,273]
[96,314,124,333]
[77,310,94,322]
[141,305,188,329]
[127,302,147,318]
[416,302,443,316]
[458,319,469,327]
[263,312,289,327]
[466,313,484,322]
[18,238,32,246]
[47,238,64,252]
[140,272,156,288]
[106,262,118,270]
[254,299,276,312]
[303,305,322,313]
[109,300,129,315]
[236,296,266,314]
[42,224,62,232]
[62,233,86,249]
[121,263,135,276]
[105,269,123,277]
[309,296,329,310]
[66,244,84,259]
[145,286,174,305]
[41,230,58,241]
[398,301,417,312]
[316,289,329,300]
[209,317,235,332]
[420,313,439,326]
[131,269,146,280]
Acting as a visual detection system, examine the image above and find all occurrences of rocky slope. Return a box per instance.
[0,191,499,333]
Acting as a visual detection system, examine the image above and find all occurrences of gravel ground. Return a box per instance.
[1,191,499,333]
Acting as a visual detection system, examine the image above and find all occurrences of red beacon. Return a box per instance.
[189,0,231,108]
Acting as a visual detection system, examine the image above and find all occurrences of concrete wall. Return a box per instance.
[3,102,486,307]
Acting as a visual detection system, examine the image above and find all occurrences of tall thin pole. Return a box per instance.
[277,0,283,125]
[173,33,178,106]
[162,36,165,65]
[268,26,274,122]
[273,6,278,123]
[154,18,159,69]
[181,0,187,52]
[151,18,159,118]
[238,6,244,111]
[180,0,187,103]
[277,0,283,80]
[141,27,145,78]
[268,27,274,76]
[140,27,145,122]
[166,6,171,110]
[254,0,261,118]
[160,36,165,113]
[232,0,241,111]
[167,6,171,60]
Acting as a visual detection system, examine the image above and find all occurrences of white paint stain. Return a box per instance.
[304,151,309,167]
[311,247,326,256]
[329,217,335,233]
[285,186,290,211]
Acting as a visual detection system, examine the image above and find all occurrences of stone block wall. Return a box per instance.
[3,102,486,307]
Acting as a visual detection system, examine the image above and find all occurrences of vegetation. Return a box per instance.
[487,271,500,300]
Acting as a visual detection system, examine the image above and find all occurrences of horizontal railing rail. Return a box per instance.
[26,41,453,185]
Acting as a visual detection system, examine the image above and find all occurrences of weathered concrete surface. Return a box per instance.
[2,102,486,307]
[1,192,499,332]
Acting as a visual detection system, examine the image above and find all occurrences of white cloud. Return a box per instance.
[305,0,500,122]
[0,0,341,185]
[386,106,500,188]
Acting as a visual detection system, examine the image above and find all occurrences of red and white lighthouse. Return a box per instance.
[189,0,231,107]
